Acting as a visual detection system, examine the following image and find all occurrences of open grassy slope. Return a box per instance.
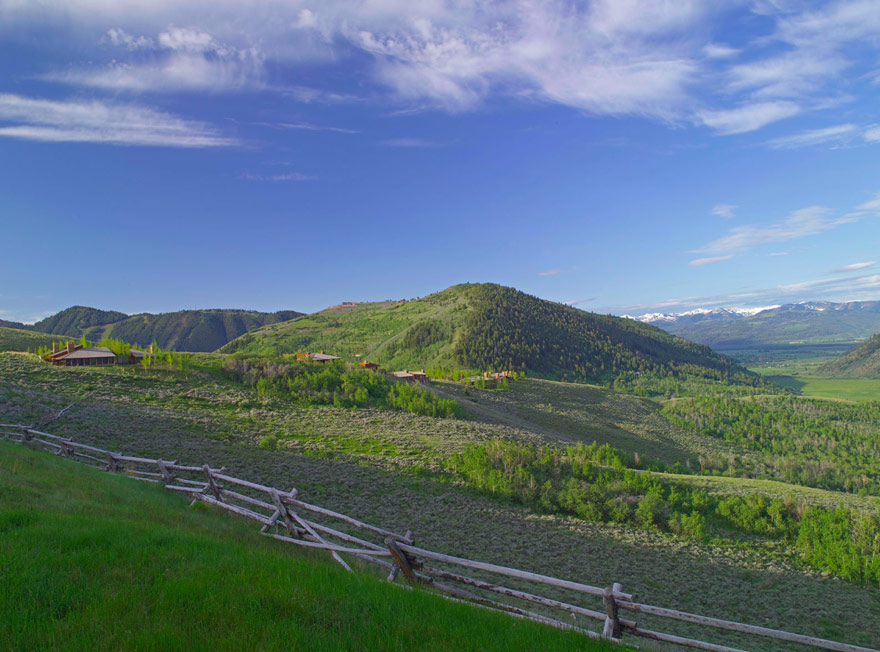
[221,283,755,387]
[818,332,880,378]
[0,326,59,353]
[2,352,879,651]
[0,442,617,652]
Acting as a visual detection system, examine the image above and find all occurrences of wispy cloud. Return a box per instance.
[697,101,800,135]
[49,27,264,93]
[261,121,359,134]
[614,272,880,315]
[689,255,733,266]
[10,0,880,133]
[379,138,440,148]
[857,193,880,211]
[828,261,876,274]
[238,172,315,182]
[766,123,858,149]
[564,298,596,306]
[712,204,737,219]
[0,93,233,147]
[695,205,861,255]
[538,269,563,277]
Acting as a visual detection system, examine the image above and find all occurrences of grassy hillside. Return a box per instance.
[1,441,616,652]
[222,283,757,388]
[0,326,60,352]
[2,353,879,650]
[4,305,304,352]
[817,333,880,378]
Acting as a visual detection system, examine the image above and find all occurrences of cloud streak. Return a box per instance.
[0,93,234,147]
[828,261,876,274]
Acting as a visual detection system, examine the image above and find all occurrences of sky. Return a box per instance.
[1,0,879,323]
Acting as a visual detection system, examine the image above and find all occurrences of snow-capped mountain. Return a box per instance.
[626,300,880,350]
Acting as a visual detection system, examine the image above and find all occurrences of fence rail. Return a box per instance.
[2,423,877,652]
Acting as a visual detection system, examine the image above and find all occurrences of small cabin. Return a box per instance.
[360,361,379,370]
[391,370,416,383]
[410,370,429,384]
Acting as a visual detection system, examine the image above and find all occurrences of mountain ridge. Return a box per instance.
[629,300,880,350]
[1,306,303,352]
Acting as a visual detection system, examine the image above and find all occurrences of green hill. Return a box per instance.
[817,333,880,378]
[221,283,756,386]
[0,326,60,352]
[2,306,304,352]
[1,442,614,652]
[85,308,303,352]
[30,305,129,336]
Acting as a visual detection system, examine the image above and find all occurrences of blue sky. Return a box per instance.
[1,0,879,322]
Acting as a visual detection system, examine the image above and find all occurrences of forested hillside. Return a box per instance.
[1,306,302,352]
[817,333,880,378]
[87,309,302,352]
[31,306,129,335]
[223,283,760,388]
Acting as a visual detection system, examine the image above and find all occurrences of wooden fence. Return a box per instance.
[2,423,877,652]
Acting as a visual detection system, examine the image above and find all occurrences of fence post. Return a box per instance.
[603,582,622,639]
[157,460,176,484]
[387,530,413,582]
[202,465,223,500]
[386,536,418,584]
[105,452,119,473]
[21,427,31,441]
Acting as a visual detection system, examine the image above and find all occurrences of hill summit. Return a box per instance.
[222,283,753,385]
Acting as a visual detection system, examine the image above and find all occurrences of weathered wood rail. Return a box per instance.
[2,423,877,652]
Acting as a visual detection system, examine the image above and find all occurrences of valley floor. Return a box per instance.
[2,352,879,651]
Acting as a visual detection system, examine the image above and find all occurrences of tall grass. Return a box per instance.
[0,442,617,652]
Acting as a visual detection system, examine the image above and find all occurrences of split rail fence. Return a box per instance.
[2,423,877,652]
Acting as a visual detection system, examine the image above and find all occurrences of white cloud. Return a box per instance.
[614,272,880,315]
[703,43,739,59]
[239,172,315,181]
[697,101,801,135]
[157,27,215,53]
[0,93,233,147]
[695,206,856,255]
[689,255,733,266]
[766,123,858,149]
[864,125,880,142]
[106,28,153,50]
[712,204,737,218]
[828,261,876,274]
[259,121,359,134]
[538,269,563,277]
[6,0,880,132]
[857,193,880,211]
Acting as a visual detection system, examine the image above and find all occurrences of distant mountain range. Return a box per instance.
[626,301,880,350]
[2,306,303,352]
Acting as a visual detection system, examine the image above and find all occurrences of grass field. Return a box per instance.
[2,352,880,651]
[0,326,62,353]
[0,441,619,652]
[750,364,880,401]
